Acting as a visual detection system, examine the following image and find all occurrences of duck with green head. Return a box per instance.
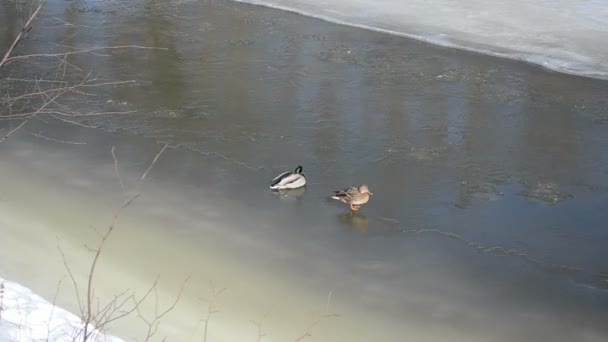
[270,165,306,190]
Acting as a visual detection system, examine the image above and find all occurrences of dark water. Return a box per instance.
[1,0,608,341]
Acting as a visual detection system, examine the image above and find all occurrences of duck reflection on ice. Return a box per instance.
[336,212,403,234]
[271,186,306,200]
[336,212,370,233]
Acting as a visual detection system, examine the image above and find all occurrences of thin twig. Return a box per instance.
[1,80,135,106]
[52,17,95,30]
[201,284,227,342]
[1,77,68,84]
[0,0,46,69]
[135,278,189,342]
[44,279,64,342]
[0,115,33,144]
[0,77,78,144]
[47,114,98,128]
[111,146,127,195]
[3,45,168,66]
[140,143,169,182]
[29,131,86,145]
[293,290,338,342]
[57,240,84,317]
[250,309,272,342]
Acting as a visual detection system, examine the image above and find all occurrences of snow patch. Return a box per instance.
[0,277,123,342]
[232,0,608,79]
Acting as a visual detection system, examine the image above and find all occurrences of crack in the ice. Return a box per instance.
[379,217,608,290]
[168,143,264,171]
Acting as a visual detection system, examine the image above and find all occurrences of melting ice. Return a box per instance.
[235,0,608,78]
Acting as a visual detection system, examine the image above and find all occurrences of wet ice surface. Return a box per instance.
[1,0,608,341]
[2,138,608,342]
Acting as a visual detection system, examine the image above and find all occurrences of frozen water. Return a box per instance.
[234,0,608,78]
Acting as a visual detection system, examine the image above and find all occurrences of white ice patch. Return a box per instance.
[0,277,123,342]
[233,0,608,79]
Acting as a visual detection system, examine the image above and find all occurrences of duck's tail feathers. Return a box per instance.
[270,172,290,187]
[331,192,348,201]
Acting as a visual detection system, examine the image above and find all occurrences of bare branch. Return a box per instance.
[0,76,79,144]
[57,239,84,317]
[44,279,65,342]
[140,143,169,182]
[201,284,227,342]
[111,146,127,195]
[0,0,47,69]
[135,277,189,342]
[29,131,86,145]
[52,17,95,30]
[0,115,34,144]
[250,309,272,342]
[47,114,99,128]
[1,77,68,84]
[69,143,172,341]
[293,290,338,342]
[0,80,135,106]
[3,45,168,66]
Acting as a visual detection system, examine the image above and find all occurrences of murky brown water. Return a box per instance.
[1,0,608,341]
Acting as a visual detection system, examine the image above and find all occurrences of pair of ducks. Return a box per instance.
[270,166,373,211]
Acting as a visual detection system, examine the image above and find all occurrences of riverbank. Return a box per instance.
[0,276,122,342]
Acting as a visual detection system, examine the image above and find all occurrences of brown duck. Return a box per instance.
[331,185,373,211]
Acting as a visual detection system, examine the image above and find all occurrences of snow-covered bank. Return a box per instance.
[0,277,122,342]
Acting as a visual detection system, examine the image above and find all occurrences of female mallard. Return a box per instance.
[331,185,373,211]
[270,166,306,190]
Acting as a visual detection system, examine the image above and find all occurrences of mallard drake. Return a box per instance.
[270,165,306,190]
[331,184,373,211]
